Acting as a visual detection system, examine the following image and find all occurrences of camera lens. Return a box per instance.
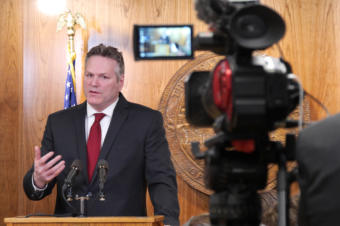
[234,15,266,38]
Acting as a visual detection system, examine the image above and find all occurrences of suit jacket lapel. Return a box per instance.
[90,94,129,183]
[73,102,89,182]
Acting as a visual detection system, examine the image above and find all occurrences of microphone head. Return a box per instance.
[71,159,82,171]
[63,159,82,188]
[98,159,109,169]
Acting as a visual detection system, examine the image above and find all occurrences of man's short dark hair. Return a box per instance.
[86,44,124,78]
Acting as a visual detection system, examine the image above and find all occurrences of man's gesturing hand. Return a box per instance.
[33,146,65,189]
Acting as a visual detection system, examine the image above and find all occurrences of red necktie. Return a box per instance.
[87,113,105,181]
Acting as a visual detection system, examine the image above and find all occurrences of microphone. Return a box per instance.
[97,160,109,201]
[60,160,82,216]
[63,160,82,189]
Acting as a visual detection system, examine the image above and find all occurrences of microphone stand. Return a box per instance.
[75,193,92,217]
[62,183,94,217]
[61,184,79,216]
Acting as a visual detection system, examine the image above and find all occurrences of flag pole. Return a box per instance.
[57,10,86,109]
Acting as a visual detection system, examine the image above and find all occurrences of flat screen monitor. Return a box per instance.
[133,25,193,60]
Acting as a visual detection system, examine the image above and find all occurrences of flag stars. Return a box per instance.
[64,62,77,109]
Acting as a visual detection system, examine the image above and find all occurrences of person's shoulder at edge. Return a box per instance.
[301,112,340,132]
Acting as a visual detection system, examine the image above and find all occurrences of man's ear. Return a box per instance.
[119,75,125,90]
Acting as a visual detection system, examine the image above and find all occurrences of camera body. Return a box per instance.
[185,53,300,136]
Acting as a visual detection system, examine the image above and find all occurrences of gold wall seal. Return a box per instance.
[159,53,223,195]
[159,53,310,195]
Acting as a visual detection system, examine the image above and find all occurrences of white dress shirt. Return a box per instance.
[85,98,119,147]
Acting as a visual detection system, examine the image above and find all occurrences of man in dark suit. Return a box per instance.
[23,44,180,226]
[296,114,340,226]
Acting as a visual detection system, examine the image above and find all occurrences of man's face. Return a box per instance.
[84,55,124,111]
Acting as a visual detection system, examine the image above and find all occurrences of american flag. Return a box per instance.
[64,49,77,109]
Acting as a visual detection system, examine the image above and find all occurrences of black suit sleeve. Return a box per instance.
[297,114,340,226]
[23,114,57,200]
[144,111,180,226]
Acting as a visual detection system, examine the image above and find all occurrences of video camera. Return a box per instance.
[133,0,303,225]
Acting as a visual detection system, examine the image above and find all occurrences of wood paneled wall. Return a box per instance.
[0,0,22,223]
[262,0,340,120]
[1,0,340,225]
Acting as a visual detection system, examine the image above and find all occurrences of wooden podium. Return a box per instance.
[4,216,164,226]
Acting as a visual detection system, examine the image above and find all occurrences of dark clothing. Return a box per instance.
[297,113,340,226]
[23,94,180,225]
